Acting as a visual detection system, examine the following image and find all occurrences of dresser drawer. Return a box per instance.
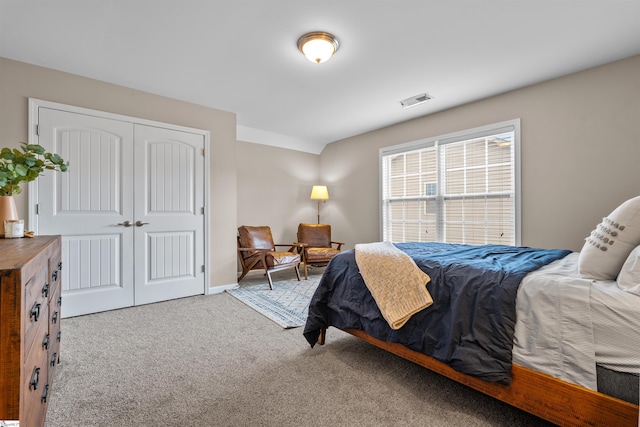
[24,262,49,310]
[24,265,50,358]
[49,256,62,302]
[24,303,50,369]
[48,283,62,383]
[22,338,49,427]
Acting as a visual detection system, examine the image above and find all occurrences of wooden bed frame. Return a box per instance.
[317,327,639,427]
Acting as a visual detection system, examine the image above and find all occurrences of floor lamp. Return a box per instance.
[310,185,329,224]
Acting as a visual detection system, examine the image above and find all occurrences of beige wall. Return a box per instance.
[0,57,238,288]
[320,54,640,252]
[235,141,321,244]
[5,52,640,290]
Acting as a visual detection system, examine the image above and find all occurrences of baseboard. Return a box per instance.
[208,283,239,295]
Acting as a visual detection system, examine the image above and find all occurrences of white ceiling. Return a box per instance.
[2,1,640,154]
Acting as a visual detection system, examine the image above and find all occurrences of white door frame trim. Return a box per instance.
[27,98,212,293]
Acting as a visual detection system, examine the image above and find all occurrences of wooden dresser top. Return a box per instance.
[0,236,61,271]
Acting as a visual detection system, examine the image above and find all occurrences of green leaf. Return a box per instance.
[15,164,28,176]
[26,144,45,155]
[27,169,40,180]
[1,150,15,160]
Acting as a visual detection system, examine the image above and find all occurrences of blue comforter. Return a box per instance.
[303,242,571,384]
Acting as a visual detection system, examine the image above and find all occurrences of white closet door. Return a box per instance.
[133,124,205,305]
[37,107,135,317]
[35,102,207,317]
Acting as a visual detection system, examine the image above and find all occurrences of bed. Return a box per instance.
[303,243,640,426]
[303,225,640,426]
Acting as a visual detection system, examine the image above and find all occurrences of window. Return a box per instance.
[380,119,520,245]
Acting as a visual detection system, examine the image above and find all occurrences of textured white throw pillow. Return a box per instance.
[578,196,640,280]
[617,245,640,296]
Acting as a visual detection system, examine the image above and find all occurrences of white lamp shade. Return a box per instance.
[301,39,335,63]
[310,185,329,200]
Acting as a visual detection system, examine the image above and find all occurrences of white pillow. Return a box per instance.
[617,245,640,296]
[578,196,640,280]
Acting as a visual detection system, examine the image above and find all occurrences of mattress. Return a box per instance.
[591,279,640,374]
[513,252,640,392]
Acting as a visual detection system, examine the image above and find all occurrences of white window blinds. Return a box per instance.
[380,120,520,245]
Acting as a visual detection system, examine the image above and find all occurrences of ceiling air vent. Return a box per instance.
[399,93,433,109]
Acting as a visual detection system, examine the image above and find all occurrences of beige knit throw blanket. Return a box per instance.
[355,242,433,330]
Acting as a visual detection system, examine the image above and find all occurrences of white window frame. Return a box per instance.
[379,119,521,245]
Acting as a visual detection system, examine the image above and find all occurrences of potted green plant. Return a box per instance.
[0,142,69,232]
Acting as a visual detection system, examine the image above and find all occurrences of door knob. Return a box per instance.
[118,221,132,227]
[135,221,149,227]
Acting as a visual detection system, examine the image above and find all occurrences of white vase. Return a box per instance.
[0,196,19,237]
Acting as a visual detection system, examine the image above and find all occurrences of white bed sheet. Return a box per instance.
[590,279,640,374]
[512,252,640,391]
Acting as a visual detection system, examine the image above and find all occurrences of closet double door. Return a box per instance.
[34,105,206,317]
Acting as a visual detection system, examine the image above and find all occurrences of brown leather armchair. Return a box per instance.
[296,223,344,279]
[237,225,301,290]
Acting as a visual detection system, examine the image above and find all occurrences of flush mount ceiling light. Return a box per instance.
[297,31,340,64]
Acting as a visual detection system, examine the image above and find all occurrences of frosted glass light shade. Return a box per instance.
[297,32,339,64]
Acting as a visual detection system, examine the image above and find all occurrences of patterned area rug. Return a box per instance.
[227,273,322,328]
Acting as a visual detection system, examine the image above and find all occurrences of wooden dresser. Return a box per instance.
[0,236,62,427]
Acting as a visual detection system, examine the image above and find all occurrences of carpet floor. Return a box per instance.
[44,269,553,427]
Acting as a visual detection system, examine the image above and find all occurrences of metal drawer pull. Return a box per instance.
[52,311,58,324]
[52,270,58,281]
[29,366,40,390]
[135,221,149,227]
[42,282,49,298]
[30,302,41,322]
[58,295,62,306]
[58,261,63,270]
[57,331,62,342]
[43,333,50,350]
[50,352,57,366]
[41,384,49,403]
